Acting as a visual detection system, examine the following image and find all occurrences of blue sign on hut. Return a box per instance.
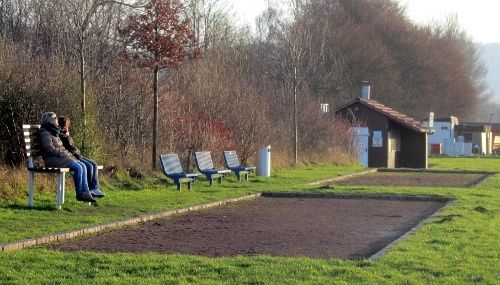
[335,82,431,169]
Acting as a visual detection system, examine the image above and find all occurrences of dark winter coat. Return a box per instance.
[39,127,77,167]
[59,132,82,159]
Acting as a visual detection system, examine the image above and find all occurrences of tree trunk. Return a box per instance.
[293,65,298,165]
[79,39,87,151]
[152,65,159,170]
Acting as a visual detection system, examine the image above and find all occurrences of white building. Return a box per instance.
[422,116,459,154]
[455,123,492,155]
[422,116,490,155]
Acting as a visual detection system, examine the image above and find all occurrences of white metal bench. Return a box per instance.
[223,151,255,181]
[22,124,102,209]
[160,153,200,190]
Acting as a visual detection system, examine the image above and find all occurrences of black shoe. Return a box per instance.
[90,189,105,198]
[76,191,97,203]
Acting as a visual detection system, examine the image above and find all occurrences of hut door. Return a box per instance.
[388,130,401,168]
[353,127,369,167]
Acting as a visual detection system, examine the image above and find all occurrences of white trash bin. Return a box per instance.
[256,145,271,177]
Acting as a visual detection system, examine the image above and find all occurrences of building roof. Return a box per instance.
[422,116,459,125]
[335,98,431,133]
[422,116,458,123]
[456,124,489,133]
[457,122,495,132]
[489,123,500,132]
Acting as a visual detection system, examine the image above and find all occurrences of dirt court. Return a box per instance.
[49,196,447,259]
[334,171,489,187]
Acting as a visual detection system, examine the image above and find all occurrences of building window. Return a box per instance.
[463,133,472,142]
[458,133,473,142]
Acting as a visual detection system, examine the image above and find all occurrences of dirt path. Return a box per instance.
[49,197,446,259]
[334,172,487,187]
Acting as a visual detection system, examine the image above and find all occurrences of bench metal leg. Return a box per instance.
[56,173,63,210]
[218,176,223,185]
[61,172,65,204]
[28,172,34,207]
[55,172,67,210]
[188,181,192,190]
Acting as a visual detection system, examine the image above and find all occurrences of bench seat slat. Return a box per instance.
[28,167,71,173]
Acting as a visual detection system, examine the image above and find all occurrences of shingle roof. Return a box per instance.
[335,98,431,133]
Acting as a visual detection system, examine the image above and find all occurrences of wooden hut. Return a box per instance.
[335,85,430,168]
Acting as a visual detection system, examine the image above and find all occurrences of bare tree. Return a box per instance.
[259,1,308,165]
[181,0,235,51]
[64,0,113,127]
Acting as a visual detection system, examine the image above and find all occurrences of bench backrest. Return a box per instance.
[160,154,184,175]
[195,151,214,171]
[223,151,241,168]
[22,124,42,168]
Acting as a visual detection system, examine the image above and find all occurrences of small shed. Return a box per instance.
[335,93,430,169]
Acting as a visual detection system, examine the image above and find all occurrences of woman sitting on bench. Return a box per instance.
[39,112,96,203]
[58,116,105,198]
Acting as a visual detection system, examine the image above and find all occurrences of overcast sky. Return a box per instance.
[231,0,500,43]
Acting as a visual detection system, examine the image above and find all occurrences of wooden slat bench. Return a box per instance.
[22,124,103,209]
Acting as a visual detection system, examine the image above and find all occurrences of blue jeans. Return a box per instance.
[68,160,89,195]
[79,157,99,191]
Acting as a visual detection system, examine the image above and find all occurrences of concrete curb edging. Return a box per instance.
[1,193,262,252]
[308,168,494,188]
[377,168,497,175]
[307,169,378,186]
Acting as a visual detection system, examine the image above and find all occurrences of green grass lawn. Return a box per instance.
[0,158,498,284]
